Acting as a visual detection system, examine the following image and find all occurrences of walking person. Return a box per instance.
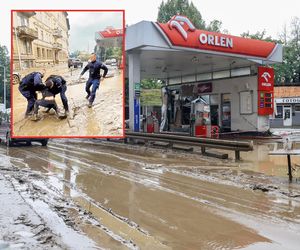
[44,75,69,115]
[79,53,108,108]
[18,69,46,117]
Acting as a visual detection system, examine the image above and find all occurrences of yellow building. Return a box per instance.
[12,11,70,70]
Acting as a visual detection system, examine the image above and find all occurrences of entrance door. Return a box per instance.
[283,106,292,126]
[221,94,231,131]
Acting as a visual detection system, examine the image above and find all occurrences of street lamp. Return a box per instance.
[0,65,6,112]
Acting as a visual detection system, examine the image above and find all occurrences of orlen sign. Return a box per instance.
[258,66,274,91]
[157,15,276,58]
[199,33,233,48]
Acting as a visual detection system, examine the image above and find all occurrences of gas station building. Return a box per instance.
[126,16,283,136]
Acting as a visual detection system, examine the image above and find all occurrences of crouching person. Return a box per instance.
[32,87,67,121]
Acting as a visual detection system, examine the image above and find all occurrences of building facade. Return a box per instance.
[13,11,70,70]
[270,86,300,128]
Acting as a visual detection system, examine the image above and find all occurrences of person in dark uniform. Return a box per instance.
[18,69,46,117]
[44,75,69,114]
[79,53,108,108]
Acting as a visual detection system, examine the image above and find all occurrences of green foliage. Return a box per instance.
[140,79,162,89]
[241,30,280,43]
[206,20,222,32]
[241,17,300,84]
[157,0,206,29]
[105,47,122,61]
[0,45,10,109]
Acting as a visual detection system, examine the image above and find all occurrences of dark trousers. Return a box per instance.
[85,78,100,104]
[19,85,37,114]
[34,99,58,114]
[60,84,69,111]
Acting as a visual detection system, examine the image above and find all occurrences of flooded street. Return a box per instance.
[12,65,123,137]
[0,139,300,249]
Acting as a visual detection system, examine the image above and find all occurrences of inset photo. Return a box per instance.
[11,10,124,137]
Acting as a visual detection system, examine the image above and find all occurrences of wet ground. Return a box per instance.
[0,139,300,249]
[12,65,123,137]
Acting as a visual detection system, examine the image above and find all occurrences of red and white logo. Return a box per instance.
[261,72,271,82]
[168,15,195,40]
[258,67,274,91]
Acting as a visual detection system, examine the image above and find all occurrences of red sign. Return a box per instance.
[194,82,212,94]
[258,66,274,91]
[157,15,276,58]
[99,27,123,38]
[257,66,274,116]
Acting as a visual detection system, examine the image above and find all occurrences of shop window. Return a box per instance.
[295,105,300,112]
[231,67,251,77]
[182,75,195,82]
[213,70,230,79]
[169,77,181,85]
[275,105,283,118]
[197,73,212,81]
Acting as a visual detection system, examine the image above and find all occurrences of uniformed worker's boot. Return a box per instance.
[56,110,67,119]
[25,111,33,118]
[30,114,41,121]
[88,102,93,108]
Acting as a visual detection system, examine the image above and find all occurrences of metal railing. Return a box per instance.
[126,132,253,160]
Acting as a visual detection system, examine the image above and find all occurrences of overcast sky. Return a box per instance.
[68,12,122,52]
[1,0,300,49]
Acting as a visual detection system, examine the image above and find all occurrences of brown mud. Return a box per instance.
[0,139,299,249]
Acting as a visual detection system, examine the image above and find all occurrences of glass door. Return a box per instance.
[221,94,231,131]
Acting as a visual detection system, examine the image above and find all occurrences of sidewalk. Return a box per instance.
[0,171,63,249]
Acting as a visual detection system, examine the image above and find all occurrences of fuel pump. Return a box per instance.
[190,96,211,137]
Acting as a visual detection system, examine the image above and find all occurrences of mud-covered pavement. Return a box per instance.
[12,65,123,137]
[0,140,300,249]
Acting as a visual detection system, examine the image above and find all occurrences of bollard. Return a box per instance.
[235,151,240,161]
[287,154,292,182]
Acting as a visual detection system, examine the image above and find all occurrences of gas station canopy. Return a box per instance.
[126,15,282,79]
[95,26,123,48]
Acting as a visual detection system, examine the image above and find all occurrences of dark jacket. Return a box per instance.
[80,60,108,80]
[45,75,66,95]
[20,72,45,91]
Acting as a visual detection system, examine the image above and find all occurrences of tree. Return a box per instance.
[157,0,206,29]
[240,18,300,84]
[0,45,10,109]
[206,20,222,32]
[274,17,300,84]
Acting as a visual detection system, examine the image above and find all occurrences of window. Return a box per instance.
[213,70,230,79]
[275,105,283,118]
[295,105,300,112]
[42,48,45,59]
[37,47,41,58]
[25,40,32,54]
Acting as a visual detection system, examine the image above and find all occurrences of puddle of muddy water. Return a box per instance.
[2,140,300,250]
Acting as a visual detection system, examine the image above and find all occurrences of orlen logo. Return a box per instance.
[168,15,195,40]
[261,72,271,82]
[261,72,272,87]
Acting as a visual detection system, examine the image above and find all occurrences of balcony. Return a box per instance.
[53,29,63,38]
[16,26,38,40]
[21,12,36,18]
[53,42,62,50]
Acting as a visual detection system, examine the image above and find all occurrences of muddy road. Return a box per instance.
[0,140,300,249]
[12,65,123,137]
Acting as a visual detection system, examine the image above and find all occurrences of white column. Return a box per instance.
[128,52,141,131]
